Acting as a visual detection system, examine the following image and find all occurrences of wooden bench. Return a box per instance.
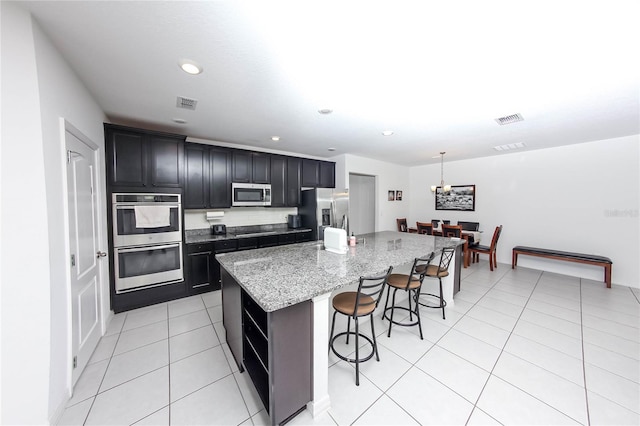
[512,246,612,288]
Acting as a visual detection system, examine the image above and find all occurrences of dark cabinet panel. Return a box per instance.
[232,151,251,183]
[319,161,335,188]
[278,233,296,245]
[287,157,302,206]
[251,153,271,184]
[296,231,313,242]
[184,144,208,209]
[186,242,218,293]
[107,129,146,187]
[184,144,231,209]
[149,136,183,188]
[270,155,287,207]
[301,159,320,187]
[209,148,232,208]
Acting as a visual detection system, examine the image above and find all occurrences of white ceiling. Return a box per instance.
[22,0,640,166]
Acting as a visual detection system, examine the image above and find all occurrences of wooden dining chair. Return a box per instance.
[469,225,503,271]
[396,218,408,232]
[416,221,433,235]
[441,224,470,268]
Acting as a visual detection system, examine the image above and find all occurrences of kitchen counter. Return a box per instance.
[185,226,312,244]
[217,230,464,312]
[218,230,464,424]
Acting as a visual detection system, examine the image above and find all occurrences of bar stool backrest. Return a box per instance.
[404,252,436,290]
[437,247,456,274]
[353,266,394,318]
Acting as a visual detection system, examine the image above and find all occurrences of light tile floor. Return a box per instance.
[58,261,640,425]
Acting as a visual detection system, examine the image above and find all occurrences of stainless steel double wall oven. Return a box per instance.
[112,193,183,293]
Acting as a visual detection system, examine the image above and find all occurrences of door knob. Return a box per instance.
[96,251,107,258]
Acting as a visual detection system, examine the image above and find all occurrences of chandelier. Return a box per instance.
[430,152,451,193]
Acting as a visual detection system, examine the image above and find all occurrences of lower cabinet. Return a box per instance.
[186,242,218,294]
[221,267,311,425]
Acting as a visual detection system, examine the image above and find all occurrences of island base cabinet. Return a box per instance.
[221,267,311,426]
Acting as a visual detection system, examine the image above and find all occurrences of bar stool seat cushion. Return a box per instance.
[333,292,376,316]
[424,265,450,278]
[387,274,421,290]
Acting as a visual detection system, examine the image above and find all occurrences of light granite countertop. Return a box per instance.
[216,231,464,312]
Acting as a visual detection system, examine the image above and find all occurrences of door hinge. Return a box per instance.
[71,254,76,267]
[73,356,77,369]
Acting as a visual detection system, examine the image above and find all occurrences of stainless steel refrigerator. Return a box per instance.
[299,188,349,241]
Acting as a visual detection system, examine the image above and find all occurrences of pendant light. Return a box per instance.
[430,152,451,193]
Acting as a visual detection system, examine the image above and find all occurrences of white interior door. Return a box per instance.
[66,130,102,386]
[349,173,376,234]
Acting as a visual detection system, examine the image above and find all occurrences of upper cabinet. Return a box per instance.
[184,143,232,209]
[301,159,335,188]
[105,124,184,190]
[271,155,301,207]
[232,151,270,184]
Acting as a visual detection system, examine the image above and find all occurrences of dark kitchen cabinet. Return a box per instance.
[105,124,184,190]
[184,143,231,209]
[209,148,232,208]
[301,158,319,187]
[286,157,302,206]
[252,153,271,184]
[232,150,271,184]
[301,159,335,188]
[221,268,311,425]
[270,155,301,207]
[232,151,251,183]
[270,155,287,207]
[186,242,217,294]
[319,161,335,188]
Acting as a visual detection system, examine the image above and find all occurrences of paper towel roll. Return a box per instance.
[206,211,224,220]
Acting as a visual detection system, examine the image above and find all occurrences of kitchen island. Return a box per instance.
[217,231,464,425]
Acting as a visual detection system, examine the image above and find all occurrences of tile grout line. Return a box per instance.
[579,278,592,426]
[463,268,543,425]
[81,311,127,425]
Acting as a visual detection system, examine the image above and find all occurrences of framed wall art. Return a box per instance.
[396,190,403,201]
[435,184,475,211]
[388,190,395,201]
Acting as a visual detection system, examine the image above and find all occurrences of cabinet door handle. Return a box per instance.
[96,251,107,258]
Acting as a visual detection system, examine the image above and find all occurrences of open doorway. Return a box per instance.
[349,173,376,235]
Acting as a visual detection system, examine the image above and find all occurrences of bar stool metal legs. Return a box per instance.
[328,266,393,385]
[382,253,435,339]
[418,247,455,320]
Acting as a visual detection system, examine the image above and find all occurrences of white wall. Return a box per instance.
[1,3,51,424]
[33,16,109,422]
[409,135,640,287]
[334,154,410,232]
[1,3,108,424]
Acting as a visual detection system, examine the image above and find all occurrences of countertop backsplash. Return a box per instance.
[184,207,298,230]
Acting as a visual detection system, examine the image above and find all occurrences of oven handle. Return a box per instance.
[114,204,180,209]
[115,243,182,253]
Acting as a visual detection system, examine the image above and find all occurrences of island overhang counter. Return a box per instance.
[217,231,464,425]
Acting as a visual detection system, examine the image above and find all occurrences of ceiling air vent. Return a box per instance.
[495,113,523,125]
[176,96,198,110]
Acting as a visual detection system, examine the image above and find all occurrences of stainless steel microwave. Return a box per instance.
[232,183,271,207]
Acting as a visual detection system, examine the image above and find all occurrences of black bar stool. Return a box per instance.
[419,247,455,319]
[329,266,393,386]
[382,253,435,339]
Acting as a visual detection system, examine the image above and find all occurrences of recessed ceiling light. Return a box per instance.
[327,148,336,152]
[179,60,202,75]
[318,108,333,115]
[271,136,280,141]
[382,130,394,136]
[172,118,187,124]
